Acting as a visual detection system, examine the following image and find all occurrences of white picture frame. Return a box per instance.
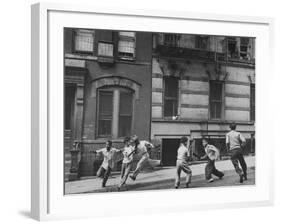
[31,2,275,221]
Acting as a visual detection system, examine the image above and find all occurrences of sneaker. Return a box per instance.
[219,173,224,180]
[175,185,179,189]
[244,174,248,181]
[185,183,189,188]
[102,183,106,188]
[129,175,136,181]
[208,178,214,183]
[239,175,244,183]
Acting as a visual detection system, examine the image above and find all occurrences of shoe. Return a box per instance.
[102,183,106,188]
[117,186,121,191]
[244,174,248,180]
[185,183,189,188]
[208,178,214,183]
[129,175,136,181]
[219,173,224,180]
[239,175,244,183]
[175,185,179,189]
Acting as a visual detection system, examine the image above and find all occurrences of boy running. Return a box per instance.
[175,136,192,188]
[201,138,224,183]
[226,122,247,183]
[93,140,120,188]
[129,135,154,181]
[118,137,134,190]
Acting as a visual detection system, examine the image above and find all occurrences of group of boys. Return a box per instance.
[175,122,248,188]
[93,122,248,190]
[93,135,153,190]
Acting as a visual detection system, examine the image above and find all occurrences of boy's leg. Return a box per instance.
[230,149,244,183]
[212,161,224,178]
[237,151,247,179]
[96,166,105,178]
[205,160,213,180]
[119,163,132,187]
[175,163,182,188]
[120,163,125,180]
[131,156,148,179]
[102,167,112,187]
[182,163,192,186]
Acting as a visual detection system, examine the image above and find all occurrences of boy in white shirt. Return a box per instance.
[175,136,192,188]
[93,140,120,188]
[129,135,154,181]
[201,138,224,183]
[226,122,247,183]
[118,137,134,190]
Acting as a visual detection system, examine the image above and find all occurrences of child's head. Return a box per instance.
[105,140,112,149]
[180,136,188,146]
[229,122,237,130]
[202,138,208,147]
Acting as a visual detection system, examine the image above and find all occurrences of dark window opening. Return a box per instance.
[163,34,180,47]
[210,81,223,119]
[98,91,113,137]
[164,77,178,117]
[118,90,133,137]
[227,38,237,59]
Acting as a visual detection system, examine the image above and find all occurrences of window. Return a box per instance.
[97,87,133,138]
[164,77,178,117]
[98,41,114,57]
[74,29,95,53]
[240,37,250,60]
[250,84,255,121]
[64,85,76,130]
[195,35,209,49]
[210,81,223,119]
[227,38,238,59]
[118,32,136,60]
[163,34,180,47]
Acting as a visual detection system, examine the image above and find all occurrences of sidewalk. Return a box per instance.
[65,156,255,194]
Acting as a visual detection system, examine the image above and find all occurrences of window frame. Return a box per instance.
[209,80,224,120]
[117,32,136,61]
[96,86,134,139]
[250,83,255,121]
[163,76,179,118]
[73,29,95,54]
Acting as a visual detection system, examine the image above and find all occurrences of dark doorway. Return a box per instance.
[161,138,180,166]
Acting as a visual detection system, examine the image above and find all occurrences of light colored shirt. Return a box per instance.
[226,130,246,150]
[96,147,119,169]
[122,146,134,164]
[135,140,153,158]
[204,144,219,160]
[177,144,190,161]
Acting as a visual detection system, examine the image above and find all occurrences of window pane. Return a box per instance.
[98,42,114,57]
[164,99,177,117]
[98,120,112,136]
[98,91,113,136]
[118,41,135,53]
[118,116,132,137]
[210,82,223,119]
[119,32,135,38]
[75,30,94,52]
[119,91,133,137]
[164,77,178,97]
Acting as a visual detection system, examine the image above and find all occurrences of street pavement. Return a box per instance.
[65,156,255,194]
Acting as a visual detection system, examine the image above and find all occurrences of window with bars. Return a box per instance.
[163,34,180,47]
[97,87,133,138]
[250,84,255,121]
[164,77,178,117]
[240,37,250,60]
[227,37,238,59]
[118,32,136,60]
[74,29,95,53]
[209,81,223,119]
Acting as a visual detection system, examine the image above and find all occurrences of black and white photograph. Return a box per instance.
[64,28,256,194]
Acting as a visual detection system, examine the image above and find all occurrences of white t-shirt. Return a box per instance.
[226,130,246,150]
[96,147,119,169]
[204,144,219,160]
[177,144,190,161]
[122,146,134,164]
[135,140,153,158]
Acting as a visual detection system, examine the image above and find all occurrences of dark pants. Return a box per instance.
[229,148,247,176]
[205,160,224,180]
[97,166,112,187]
